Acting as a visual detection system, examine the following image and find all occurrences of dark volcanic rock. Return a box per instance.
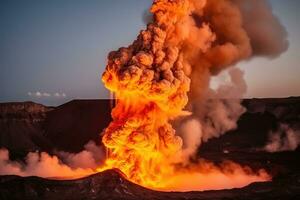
[0,100,112,153]
[1,97,299,153]
[0,169,300,200]
[199,97,300,176]
[243,97,300,126]
[44,100,112,152]
[0,102,53,152]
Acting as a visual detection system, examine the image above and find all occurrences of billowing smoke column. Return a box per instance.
[100,0,287,190]
[101,0,193,188]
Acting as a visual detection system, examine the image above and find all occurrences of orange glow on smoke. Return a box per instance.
[97,0,270,191]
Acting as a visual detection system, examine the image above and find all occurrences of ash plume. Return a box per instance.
[100,0,283,190]
[187,0,288,105]
[177,0,288,157]
[232,0,289,58]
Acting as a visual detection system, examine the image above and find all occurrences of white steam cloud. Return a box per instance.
[200,67,247,142]
[178,67,247,159]
[264,124,300,152]
[180,118,203,162]
[0,141,104,179]
[57,141,105,169]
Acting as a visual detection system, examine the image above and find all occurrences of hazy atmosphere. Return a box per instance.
[0,0,299,105]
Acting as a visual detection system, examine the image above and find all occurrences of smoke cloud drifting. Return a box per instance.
[176,0,288,158]
[178,67,247,158]
[264,124,300,153]
[0,141,104,178]
[232,0,289,58]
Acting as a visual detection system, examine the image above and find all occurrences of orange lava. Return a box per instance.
[97,0,270,191]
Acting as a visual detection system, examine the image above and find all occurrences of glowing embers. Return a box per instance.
[98,96,182,188]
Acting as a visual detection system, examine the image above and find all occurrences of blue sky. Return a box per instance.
[0,0,299,105]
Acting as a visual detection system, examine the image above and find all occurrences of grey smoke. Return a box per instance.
[232,0,289,58]
[180,0,289,159]
[58,141,105,169]
[178,67,247,158]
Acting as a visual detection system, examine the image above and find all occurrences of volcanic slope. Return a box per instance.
[0,169,300,200]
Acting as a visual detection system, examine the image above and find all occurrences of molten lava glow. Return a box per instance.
[97,0,270,191]
[154,162,270,191]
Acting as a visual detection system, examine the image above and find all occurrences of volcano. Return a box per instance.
[1,169,300,200]
[1,97,300,199]
[0,0,297,198]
